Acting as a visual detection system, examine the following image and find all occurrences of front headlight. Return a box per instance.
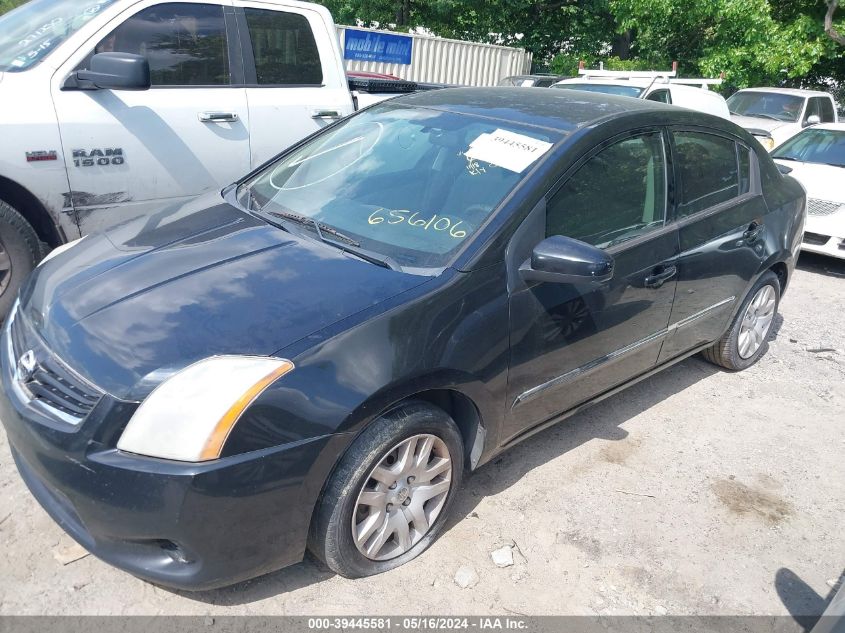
[117,356,294,462]
[759,136,775,151]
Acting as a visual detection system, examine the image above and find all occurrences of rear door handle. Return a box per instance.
[198,111,239,123]
[743,221,764,242]
[644,265,677,289]
[311,110,343,120]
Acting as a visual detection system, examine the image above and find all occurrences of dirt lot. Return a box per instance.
[0,253,843,617]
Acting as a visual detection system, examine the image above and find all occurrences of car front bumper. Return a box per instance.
[801,214,845,260]
[0,322,343,590]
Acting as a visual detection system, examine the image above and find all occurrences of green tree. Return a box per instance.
[0,0,27,16]
[610,0,842,88]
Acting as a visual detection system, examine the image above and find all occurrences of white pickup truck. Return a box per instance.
[0,0,421,315]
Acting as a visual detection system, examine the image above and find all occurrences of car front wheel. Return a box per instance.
[309,401,463,578]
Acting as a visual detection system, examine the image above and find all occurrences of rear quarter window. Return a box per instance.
[674,131,740,217]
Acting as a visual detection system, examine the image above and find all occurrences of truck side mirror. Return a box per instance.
[519,235,614,285]
[64,53,151,91]
[804,114,821,127]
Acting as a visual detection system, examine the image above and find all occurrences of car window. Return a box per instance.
[90,2,230,86]
[674,131,740,217]
[820,99,836,123]
[244,8,322,85]
[237,104,561,270]
[546,132,667,249]
[804,97,821,124]
[553,83,644,98]
[0,0,118,72]
[738,145,751,195]
[772,128,845,167]
[647,89,671,104]
[726,91,804,122]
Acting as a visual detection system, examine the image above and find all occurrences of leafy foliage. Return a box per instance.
[0,0,26,15]
[1,0,842,92]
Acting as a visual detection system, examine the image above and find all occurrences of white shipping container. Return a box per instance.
[337,25,532,87]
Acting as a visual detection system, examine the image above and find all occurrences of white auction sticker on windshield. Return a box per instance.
[465,129,553,173]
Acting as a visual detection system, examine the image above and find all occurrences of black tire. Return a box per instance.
[309,401,464,578]
[0,200,42,319]
[701,270,781,371]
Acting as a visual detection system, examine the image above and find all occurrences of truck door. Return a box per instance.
[50,1,251,235]
[232,1,355,168]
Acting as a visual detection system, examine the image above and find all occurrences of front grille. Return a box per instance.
[807,198,843,217]
[8,309,102,424]
[803,231,831,246]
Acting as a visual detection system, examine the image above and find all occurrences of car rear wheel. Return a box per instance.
[309,401,463,578]
[702,270,781,371]
[0,201,42,319]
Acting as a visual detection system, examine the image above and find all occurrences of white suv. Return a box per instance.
[727,88,838,150]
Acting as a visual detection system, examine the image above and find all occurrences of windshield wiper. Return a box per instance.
[266,209,360,247]
[749,113,782,121]
[265,210,403,272]
[821,162,845,168]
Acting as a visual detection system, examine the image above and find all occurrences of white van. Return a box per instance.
[553,77,731,120]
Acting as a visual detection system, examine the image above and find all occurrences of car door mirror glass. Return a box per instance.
[72,53,151,91]
[520,235,614,284]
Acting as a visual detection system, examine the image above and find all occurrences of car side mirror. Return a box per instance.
[65,53,151,91]
[805,114,821,127]
[519,235,614,284]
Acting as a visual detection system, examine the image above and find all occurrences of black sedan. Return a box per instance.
[0,88,805,589]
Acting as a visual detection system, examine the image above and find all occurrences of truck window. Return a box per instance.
[646,89,671,104]
[90,2,230,86]
[244,8,322,85]
[819,98,836,123]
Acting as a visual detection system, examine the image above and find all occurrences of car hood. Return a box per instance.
[20,192,430,399]
[772,160,845,203]
[729,114,790,135]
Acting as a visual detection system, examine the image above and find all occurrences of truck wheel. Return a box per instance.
[309,401,463,578]
[0,201,42,318]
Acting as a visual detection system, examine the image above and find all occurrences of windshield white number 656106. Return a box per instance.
[368,208,467,239]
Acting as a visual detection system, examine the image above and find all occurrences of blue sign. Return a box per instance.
[344,29,413,65]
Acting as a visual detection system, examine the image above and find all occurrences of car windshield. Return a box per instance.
[0,0,115,72]
[772,128,845,167]
[726,91,804,122]
[236,104,559,270]
[553,83,644,98]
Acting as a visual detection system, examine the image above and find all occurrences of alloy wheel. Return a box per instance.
[352,434,453,561]
[738,285,776,359]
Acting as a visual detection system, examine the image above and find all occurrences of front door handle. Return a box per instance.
[743,221,764,243]
[311,110,343,120]
[644,265,677,289]
[198,111,239,123]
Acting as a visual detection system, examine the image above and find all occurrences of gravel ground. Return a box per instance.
[0,253,843,617]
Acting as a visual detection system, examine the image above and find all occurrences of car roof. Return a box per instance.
[734,87,832,98]
[391,87,676,133]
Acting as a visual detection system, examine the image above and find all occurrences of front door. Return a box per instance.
[505,130,679,442]
[51,1,251,235]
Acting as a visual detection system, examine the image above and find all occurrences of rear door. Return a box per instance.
[233,1,355,168]
[51,0,251,235]
[505,129,680,441]
[657,128,768,362]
